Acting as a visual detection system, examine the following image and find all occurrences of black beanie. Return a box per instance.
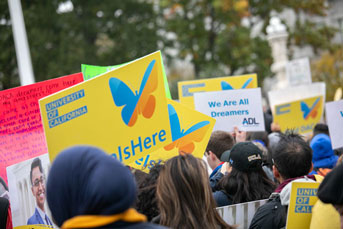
[318,164,343,205]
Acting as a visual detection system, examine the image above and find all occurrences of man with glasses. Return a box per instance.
[27,158,53,226]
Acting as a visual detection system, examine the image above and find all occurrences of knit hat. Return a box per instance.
[318,164,343,205]
[47,146,137,227]
[310,133,338,169]
[221,142,262,172]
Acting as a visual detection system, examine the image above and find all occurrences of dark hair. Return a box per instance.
[313,123,329,137]
[218,167,275,204]
[247,131,269,148]
[157,155,232,229]
[334,147,343,157]
[30,157,43,185]
[272,132,312,179]
[206,131,234,159]
[136,164,164,221]
[132,169,148,188]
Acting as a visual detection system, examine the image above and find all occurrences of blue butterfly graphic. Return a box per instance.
[168,104,209,142]
[109,59,157,126]
[300,97,320,120]
[221,78,253,90]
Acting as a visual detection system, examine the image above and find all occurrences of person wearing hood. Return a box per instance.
[46,145,166,229]
[249,132,322,229]
[309,133,338,176]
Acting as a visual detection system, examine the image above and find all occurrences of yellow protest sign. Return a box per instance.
[39,51,172,164]
[15,226,53,229]
[286,182,320,229]
[178,74,257,108]
[129,99,215,172]
[273,95,324,134]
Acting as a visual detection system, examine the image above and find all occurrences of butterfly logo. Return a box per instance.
[109,60,158,126]
[300,97,321,120]
[134,154,162,170]
[164,104,210,153]
[221,77,253,90]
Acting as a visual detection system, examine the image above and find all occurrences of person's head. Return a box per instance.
[132,168,149,188]
[317,164,343,224]
[157,154,231,229]
[136,164,164,221]
[46,146,137,227]
[310,133,337,169]
[205,131,234,170]
[247,131,269,148]
[272,132,313,181]
[30,157,45,210]
[219,142,275,204]
[312,123,329,137]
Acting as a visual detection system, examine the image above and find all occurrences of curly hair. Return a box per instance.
[136,164,164,221]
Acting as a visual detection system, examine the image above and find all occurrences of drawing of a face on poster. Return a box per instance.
[7,154,55,227]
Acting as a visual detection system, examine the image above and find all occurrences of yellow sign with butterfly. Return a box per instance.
[129,99,216,172]
[39,51,173,164]
[273,95,324,134]
[178,74,257,108]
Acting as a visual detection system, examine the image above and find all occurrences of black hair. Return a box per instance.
[334,147,343,157]
[30,157,43,185]
[218,167,275,204]
[132,169,149,188]
[272,131,312,179]
[313,123,329,137]
[136,164,164,221]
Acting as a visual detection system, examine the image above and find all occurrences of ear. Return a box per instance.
[273,165,280,179]
[209,151,217,161]
[308,162,314,174]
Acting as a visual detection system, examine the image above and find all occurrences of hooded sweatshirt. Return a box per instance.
[46,146,165,229]
[310,134,338,170]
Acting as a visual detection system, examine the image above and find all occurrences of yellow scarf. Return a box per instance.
[61,208,147,228]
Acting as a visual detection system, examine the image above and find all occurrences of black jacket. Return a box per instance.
[249,193,287,229]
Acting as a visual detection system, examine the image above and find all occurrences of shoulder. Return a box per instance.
[213,190,232,207]
[249,194,287,229]
[27,213,36,225]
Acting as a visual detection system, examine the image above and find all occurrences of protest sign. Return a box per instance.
[268,82,325,113]
[286,58,312,86]
[81,52,171,99]
[273,95,324,134]
[40,51,173,165]
[178,74,257,108]
[325,100,343,149]
[217,199,268,229]
[0,73,83,183]
[194,88,265,132]
[286,182,320,229]
[7,154,55,228]
[129,99,215,172]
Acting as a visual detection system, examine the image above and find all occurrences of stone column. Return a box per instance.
[266,17,289,89]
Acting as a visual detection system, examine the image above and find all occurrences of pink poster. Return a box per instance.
[0,73,83,182]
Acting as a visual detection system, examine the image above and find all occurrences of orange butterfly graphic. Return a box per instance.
[109,60,158,126]
[164,104,210,154]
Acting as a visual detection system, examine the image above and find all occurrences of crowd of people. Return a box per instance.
[1,122,343,228]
